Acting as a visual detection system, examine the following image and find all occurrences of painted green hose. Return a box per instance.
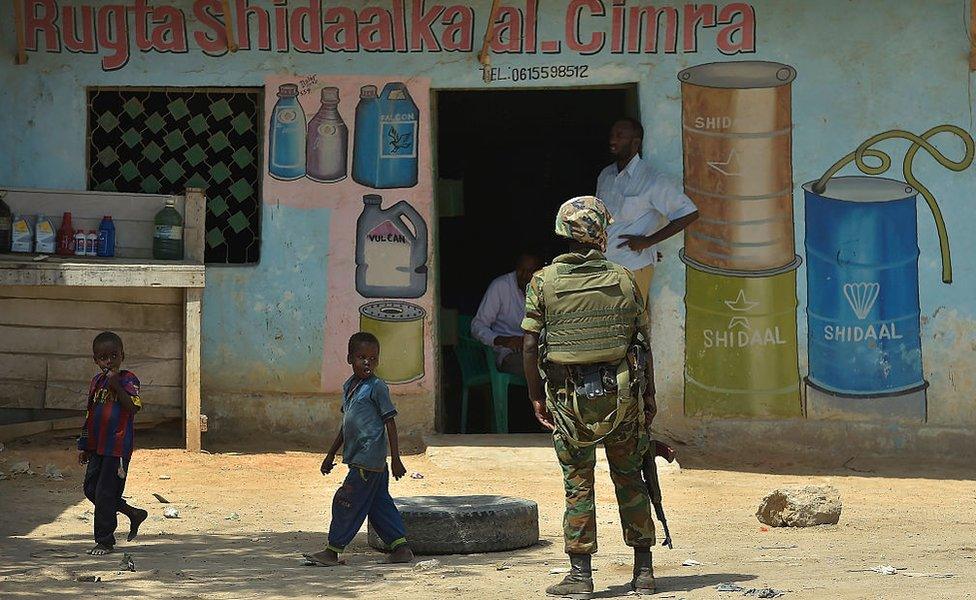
[812,125,975,284]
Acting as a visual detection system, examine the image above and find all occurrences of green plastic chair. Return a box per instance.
[456,315,527,434]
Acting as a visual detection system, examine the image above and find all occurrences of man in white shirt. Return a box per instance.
[471,253,544,374]
[596,118,699,306]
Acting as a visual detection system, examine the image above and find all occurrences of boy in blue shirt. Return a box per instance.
[304,332,413,566]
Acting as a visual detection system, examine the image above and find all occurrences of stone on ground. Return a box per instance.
[756,485,842,527]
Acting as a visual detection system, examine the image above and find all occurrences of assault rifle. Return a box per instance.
[641,440,675,549]
[628,331,674,549]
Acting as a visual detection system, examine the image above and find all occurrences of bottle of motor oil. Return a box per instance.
[56,212,75,256]
[153,198,184,260]
[268,83,307,181]
[74,230,87,256]
[34,215,56,254]
[306,87,348,183]
[0,191,12,252]
[352,83,419,189]
[355,194,428,299]
[11,214,34,253]
[97,216,116,257]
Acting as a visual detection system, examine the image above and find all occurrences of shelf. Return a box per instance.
[0,254,205,288]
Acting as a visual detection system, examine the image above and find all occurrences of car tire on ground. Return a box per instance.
[367,495,539,555]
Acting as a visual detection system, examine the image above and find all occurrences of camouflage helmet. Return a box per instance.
[554,196,614,251]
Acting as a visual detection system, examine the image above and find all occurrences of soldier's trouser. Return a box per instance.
[553,410,655,554]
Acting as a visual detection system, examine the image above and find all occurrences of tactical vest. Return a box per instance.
[541,256,640,365]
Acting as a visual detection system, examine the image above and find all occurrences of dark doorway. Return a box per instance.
[435,86,639,434]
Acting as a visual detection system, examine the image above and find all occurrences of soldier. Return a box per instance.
[522,196,658,598]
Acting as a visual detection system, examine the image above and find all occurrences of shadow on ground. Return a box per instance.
[0,528,757,599]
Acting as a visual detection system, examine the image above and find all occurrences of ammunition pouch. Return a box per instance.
[541,362,618,399]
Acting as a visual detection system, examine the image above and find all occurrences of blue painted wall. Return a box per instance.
[204,203,329,392]
[2,0,974,437]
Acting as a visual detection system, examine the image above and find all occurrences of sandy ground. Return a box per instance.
[1,426,975,600]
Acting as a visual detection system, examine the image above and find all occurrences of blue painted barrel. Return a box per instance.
[803,176,927,422]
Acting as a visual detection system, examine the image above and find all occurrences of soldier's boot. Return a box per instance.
[632,547,655,594]
[546,553,594,599]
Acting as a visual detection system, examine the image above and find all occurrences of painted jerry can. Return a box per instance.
[355,194,428,299]
[682,251,802,419]
[352,82,419,189]
[803,176,926,423]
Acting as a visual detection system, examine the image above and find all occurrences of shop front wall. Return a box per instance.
[2,0,975,453]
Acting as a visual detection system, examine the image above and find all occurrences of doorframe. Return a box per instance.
[428,82,642,434]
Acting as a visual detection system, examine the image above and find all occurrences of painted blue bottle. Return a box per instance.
[352,82,419,189]
[97,215,116,257]
[268,83,307,181]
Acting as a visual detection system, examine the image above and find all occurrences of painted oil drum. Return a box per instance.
[682,251,802,418]
[803,177,926,423]
[678,61,796,272]
[360,300,426,384]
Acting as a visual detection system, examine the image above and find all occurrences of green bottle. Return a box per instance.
[0,191,12,252]
[153,198,184,260]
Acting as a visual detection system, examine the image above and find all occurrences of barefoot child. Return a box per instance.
[304,332,414,566]
[77,331,148,555]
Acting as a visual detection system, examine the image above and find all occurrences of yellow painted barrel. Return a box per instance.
[359,301,426,384]
[682,251,802,418]
[679,61,796,272]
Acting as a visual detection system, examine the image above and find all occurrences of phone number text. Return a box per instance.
[480,65,590,83]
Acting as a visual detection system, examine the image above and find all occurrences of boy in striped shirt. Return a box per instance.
[77,331,148,556]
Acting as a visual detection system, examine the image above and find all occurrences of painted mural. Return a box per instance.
[262,75,433,392]
[678,59,975,424]
[802,127,974,423]
[679,61,801,419]
[6,0,976,444]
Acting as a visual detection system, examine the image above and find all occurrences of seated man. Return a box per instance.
[471,252,544,375]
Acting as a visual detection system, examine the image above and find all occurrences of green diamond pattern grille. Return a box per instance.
[88,88,262,264]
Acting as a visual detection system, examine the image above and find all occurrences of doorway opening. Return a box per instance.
[435,85,639,434]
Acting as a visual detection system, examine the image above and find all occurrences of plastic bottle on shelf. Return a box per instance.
[0,192,12,252]
[34,215,56,254]
[97,216,116,257]
[74,230,87,256]
[153,198,184,260]
[56,212,75,256]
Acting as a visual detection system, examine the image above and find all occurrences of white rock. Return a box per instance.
[163,507,180,519]
[682,559,703,567]
[45,464,64,480]
[10,460,31,475]
[414,559,441,571]
[159,475,171,480]
[757,485,842,527]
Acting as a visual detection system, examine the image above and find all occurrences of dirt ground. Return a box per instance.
[1,425,975,600]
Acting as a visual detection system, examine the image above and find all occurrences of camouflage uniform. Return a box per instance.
[523,196,656,555]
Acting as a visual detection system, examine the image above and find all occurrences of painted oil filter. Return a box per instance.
[803,177,926,423]
[679,61,796,272]
[682,251,802,418]
[359,301,426,384]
